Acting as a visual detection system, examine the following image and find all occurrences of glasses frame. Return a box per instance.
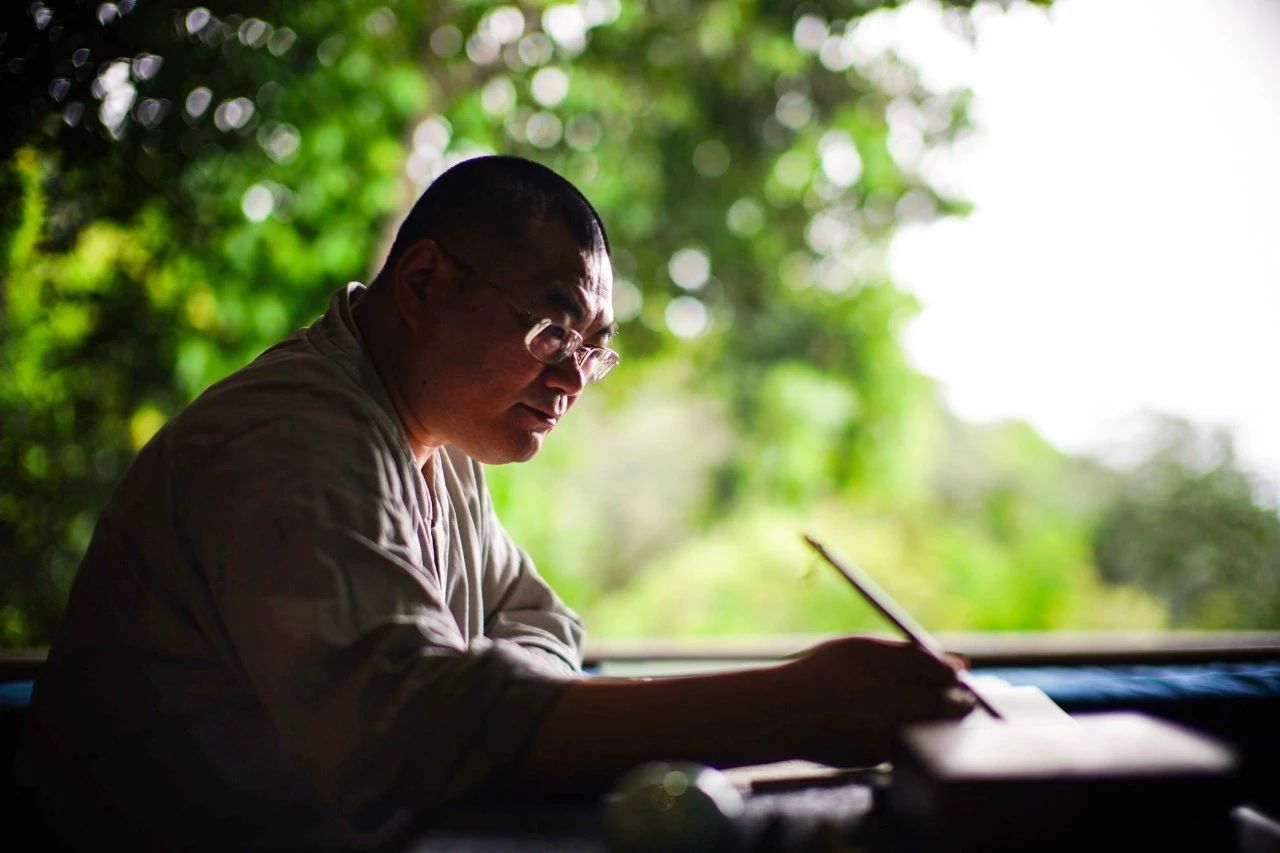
[435,243,619,384]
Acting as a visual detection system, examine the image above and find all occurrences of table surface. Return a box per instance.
[401,781,879,852]
[396,764,1265,853]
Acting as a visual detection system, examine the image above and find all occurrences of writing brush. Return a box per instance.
[803,533,1004,721]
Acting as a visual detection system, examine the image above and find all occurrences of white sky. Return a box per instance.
[881,0,1280,488]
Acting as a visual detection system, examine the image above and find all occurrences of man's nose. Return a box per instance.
[542,352,588,395]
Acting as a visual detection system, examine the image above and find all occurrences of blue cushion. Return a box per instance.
[974,662,1280,706]
[0,681,34,711]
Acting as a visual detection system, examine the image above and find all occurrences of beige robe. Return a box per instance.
[21,284,584,849]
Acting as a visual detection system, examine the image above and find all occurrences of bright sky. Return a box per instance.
[880,0,1280,488]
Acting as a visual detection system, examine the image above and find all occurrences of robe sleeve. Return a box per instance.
[469,461,586,676]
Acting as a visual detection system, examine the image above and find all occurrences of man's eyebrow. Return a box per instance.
[545,290,584,323]
[545,290,618,342]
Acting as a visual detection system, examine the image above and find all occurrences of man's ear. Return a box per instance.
[391,238,445,326]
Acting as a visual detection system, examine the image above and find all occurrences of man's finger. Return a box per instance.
[895,647,966,686]
[943,685,978,717]
[890,682,976,723]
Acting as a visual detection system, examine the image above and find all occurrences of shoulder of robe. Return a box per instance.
[155,344,411,500]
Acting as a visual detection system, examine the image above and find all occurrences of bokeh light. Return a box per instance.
[773,150,812,190]
[818,130,862,187]
[775,92,813,130]
[482,77,518,116]
[668,247,711,291]
[543,4,588,54]
[483,6,526,44]
[185,86,212,119]
[518,33,555,67]
[613,278,643,323]
[429,25,462,58]
[565,114,602,150]
[792,14,827,53]
[531,67,570,107]
[131,54,163,81]
[95,61,135,139]
[184,7,209,35]
[692,140,730,178]
[727,198,765,236]
[241,184,274,222]
[525,111,563,148]
[665,296,711,339]
[213,97,255,132]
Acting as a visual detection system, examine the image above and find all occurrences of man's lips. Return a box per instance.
[517,403,560,424]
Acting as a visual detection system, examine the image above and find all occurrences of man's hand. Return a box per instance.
[779,636,974,766]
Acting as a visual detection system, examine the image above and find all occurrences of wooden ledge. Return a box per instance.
[584,631,1280,668]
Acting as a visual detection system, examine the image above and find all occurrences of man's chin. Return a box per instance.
[464,431,546,465]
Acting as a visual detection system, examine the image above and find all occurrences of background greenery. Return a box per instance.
[2,0,1276,646]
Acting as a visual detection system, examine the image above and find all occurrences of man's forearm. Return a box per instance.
[512,661,806,793]
[506,636,975,796]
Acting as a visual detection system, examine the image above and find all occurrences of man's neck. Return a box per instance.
[352,284,441,469]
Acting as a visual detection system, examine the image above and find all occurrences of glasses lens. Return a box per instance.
[527,322,580,363]
[526,320,618,383]
[583,348,619,383]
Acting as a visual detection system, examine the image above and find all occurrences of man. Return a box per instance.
[21,156,971,848]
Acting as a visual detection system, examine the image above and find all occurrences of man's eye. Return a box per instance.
[545,324,569,341]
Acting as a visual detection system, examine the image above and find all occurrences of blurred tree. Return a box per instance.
[1095,417,1280,629]
[2,0,437,643]
[4,0,1204,650]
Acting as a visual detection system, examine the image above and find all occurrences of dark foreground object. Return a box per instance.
[887,712,1240,852]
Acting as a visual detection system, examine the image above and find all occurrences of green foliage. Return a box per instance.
[0,0,1268,646]
[1095,418,1280,628]
[3,0,436,643]
[1,148,181,643]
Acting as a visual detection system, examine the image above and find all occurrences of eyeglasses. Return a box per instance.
[436,244,620,384]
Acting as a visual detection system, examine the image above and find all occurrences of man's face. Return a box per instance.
[405,217,616,464]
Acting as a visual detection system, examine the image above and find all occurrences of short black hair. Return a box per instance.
[381,155,610,274]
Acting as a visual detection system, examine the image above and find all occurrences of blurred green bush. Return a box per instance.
[2,0,1274,646]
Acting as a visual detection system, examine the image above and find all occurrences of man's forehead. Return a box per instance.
[536,251,616,340]
[473,214,615,336]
